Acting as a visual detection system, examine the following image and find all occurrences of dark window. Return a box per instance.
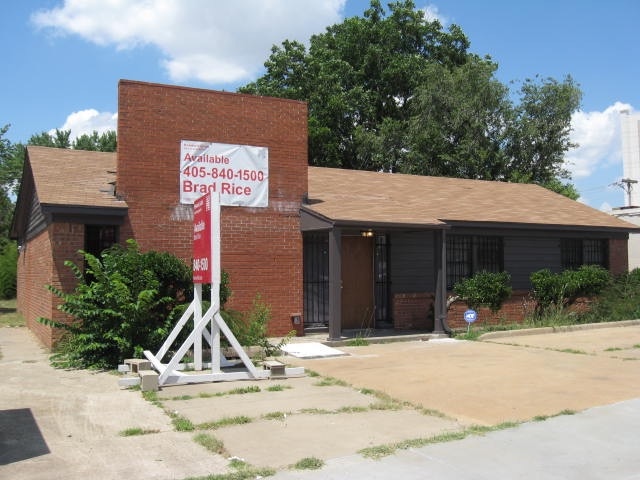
[447,235,503,289]
[303,232,329,328]
[561,238,608,270]
[374,234,390,327]
[85,225,118,257]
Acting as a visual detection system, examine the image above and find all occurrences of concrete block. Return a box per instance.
[125,358,151,373]
[139,369,159,391]
[263,360,286,377]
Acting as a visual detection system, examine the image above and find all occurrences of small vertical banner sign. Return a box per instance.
[192,193,211,284]
[192,192,221,285]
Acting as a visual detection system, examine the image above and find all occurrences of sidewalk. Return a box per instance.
[0,327,229,479]
[271,397,640,479]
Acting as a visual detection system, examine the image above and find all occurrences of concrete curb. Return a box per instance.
[478,319,640,341]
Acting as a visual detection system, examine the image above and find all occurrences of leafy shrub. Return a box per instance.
[0,241,17,299]
[39,238,283,369]
[222,294,295,356]
[39,240,193,369]
[453,271,512,312]
[530,265,611,312]
[578,268,640,323]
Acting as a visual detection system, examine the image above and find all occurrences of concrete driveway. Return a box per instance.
[1,321,639,478]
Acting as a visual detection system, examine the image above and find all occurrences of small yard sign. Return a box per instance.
[464,309,477,335]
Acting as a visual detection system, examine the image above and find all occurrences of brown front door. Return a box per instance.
[341,235,374,329]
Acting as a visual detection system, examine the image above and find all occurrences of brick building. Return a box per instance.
[11,80,640,348]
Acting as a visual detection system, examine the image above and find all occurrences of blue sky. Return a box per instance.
[2,0,639,210]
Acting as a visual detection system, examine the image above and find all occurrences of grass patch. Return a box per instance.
[168,386,262,402]
[359,422,521,459]
[299,407,333,415]
[141,390,162,407]
[266,384,291,392]
[306,369,320,377]
[262,411,289,421]
[337,405,369,413]
[183,465,276,480]
[0,299,23,328]
[369,400,403,411]
[313,376,348,387]
[171,413,195,432]
[118,427,160,436]
[556,348,588,355]
[197,416,252,430]
[604,347,623,352]
[346,337,369,346]
[227,385,261,395]
[193,432,226,454]
[291,457,324,470]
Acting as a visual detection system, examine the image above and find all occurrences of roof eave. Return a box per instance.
[444,219,640,234]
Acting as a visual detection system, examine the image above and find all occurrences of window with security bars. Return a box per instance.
[446,235,503,289]
[561,238,608,270]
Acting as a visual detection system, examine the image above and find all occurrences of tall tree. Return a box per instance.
[240,0,582,195]
[240,0,471,170]
[72,130,117,152]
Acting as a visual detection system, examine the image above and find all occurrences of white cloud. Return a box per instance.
[50,109,118,141]
[421,4,447,25]
[31,0,346,85]
[564,101,633,179]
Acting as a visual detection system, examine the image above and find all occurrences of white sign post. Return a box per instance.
[143,182,303,386]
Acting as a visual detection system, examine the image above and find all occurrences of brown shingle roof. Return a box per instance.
[305,167,637,231]
[27,146,126,209]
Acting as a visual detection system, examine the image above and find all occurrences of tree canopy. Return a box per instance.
[240,0,581,197]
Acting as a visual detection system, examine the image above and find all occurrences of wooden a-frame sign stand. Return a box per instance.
[143,193,303,386]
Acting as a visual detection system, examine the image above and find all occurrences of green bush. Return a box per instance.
[222,294,295,356]
[530,265,611,312]
[39,238,282,369]
[453,271,512,312]
[578,268,640,323]
[39,240,193,369]
[0,241,17,299]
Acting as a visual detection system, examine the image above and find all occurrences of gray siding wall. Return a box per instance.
[504,235,561,290]
[389,231,435,294]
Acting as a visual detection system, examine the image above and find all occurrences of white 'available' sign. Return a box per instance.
[180,140,269,206]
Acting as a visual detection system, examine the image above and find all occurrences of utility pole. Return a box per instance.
[617,178,638,207]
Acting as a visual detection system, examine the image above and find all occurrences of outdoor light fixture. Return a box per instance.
[360,230,374,237]
[291,313,302,325]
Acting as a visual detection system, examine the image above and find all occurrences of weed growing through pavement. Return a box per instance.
[359,422,520,459]
[266,384,291,391]
[532,409,576,422]
[193,432,226,454]
[556,348,588,355]
[262,411,289,421]
[291,457,324,470]
[196,416,252,431]
[118,427,160,436]
[166,386,263,402]
[313,376,348,387]
[171,413,195,432]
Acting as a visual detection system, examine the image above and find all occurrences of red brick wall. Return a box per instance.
[16,223,84,348]
[393,293,434,330]
[609,238,629,276]
[116,80,308,335]
[446,290,535,330]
